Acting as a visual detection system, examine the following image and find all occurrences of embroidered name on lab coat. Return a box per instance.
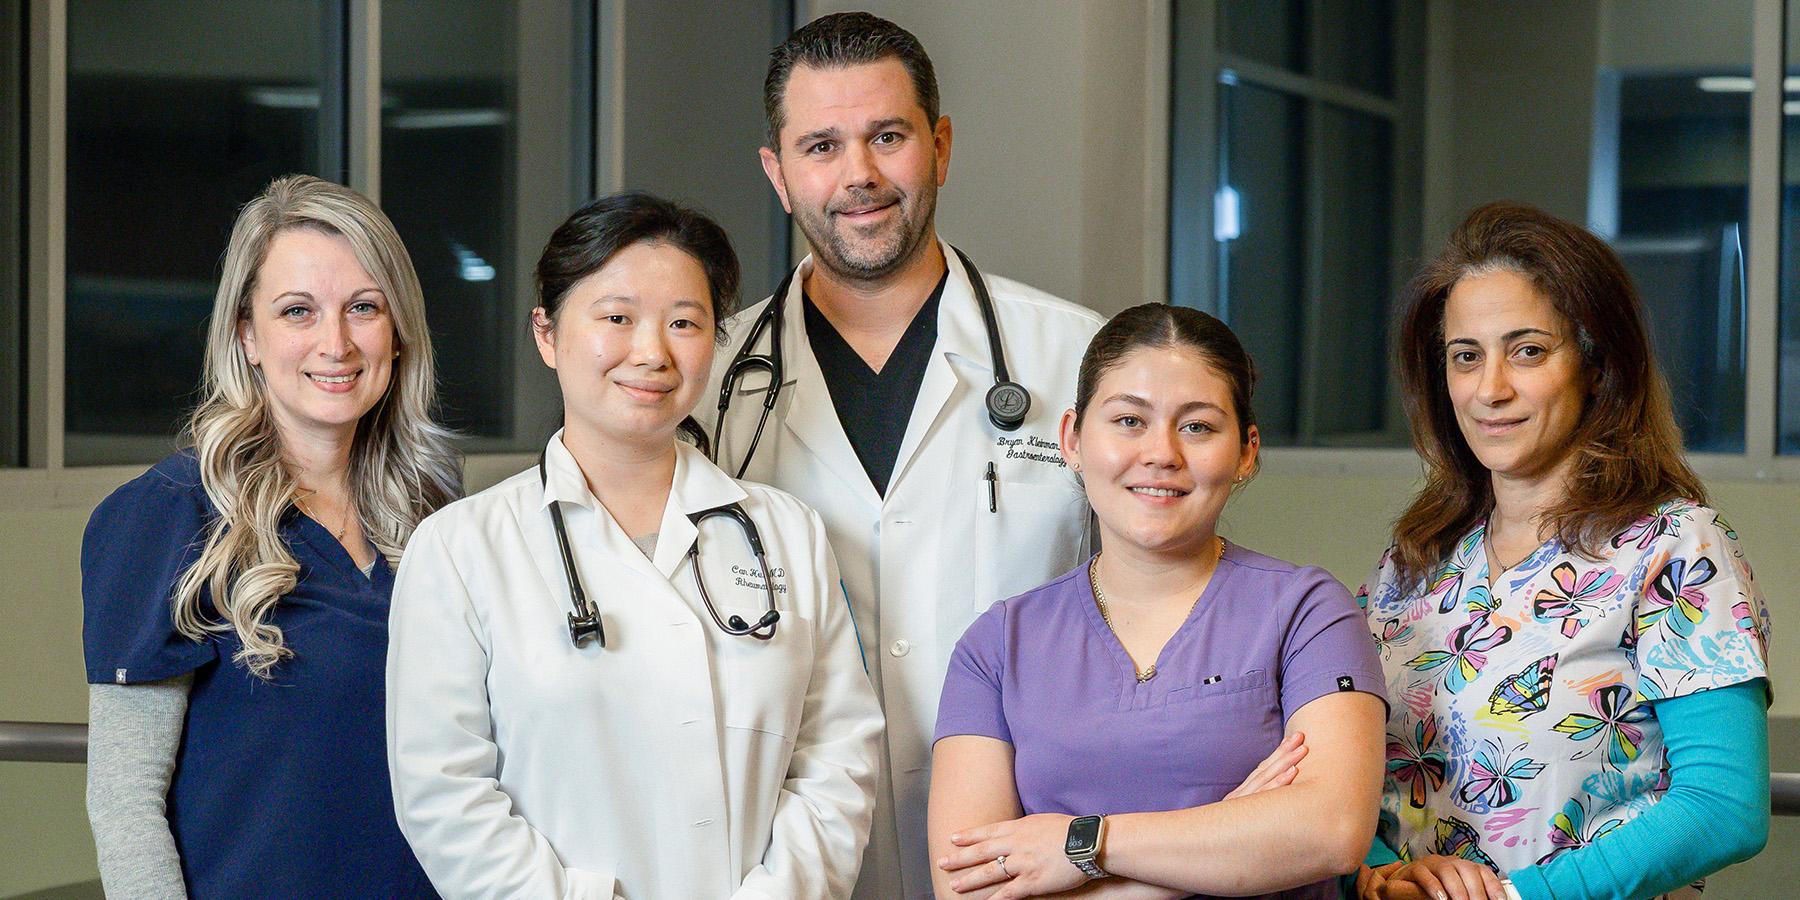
[731,564,789,594]
[994,435,1067,467]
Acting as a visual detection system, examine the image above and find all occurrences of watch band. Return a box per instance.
[1071,857,1106,878]
[1501,878,1523,900]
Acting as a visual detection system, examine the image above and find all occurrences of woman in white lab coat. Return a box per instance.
[387,191,885,899]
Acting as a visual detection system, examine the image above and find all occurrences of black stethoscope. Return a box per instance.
[710,245,1031,478]
[540,451,781,648]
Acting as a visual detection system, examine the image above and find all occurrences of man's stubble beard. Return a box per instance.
[792,178,939,286]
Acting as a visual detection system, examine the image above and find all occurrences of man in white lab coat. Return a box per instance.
[697,12,1104,898]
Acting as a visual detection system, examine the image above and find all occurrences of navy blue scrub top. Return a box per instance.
[81,452,437,899]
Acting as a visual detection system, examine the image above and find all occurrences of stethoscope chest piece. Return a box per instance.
[568,608,605,648]
[986,379,1030,431]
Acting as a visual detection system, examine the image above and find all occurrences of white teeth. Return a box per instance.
[311,373,356,384]
[1130,487,1184,497]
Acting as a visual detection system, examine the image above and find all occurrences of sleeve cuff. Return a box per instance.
[1508,865,1553,900]
[1281,667,1390,720]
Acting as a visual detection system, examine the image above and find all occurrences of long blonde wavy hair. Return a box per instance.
[173,175,461,679]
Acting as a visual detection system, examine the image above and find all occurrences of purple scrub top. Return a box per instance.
[935,541,1386,900]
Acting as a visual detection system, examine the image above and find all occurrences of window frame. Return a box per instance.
[0,0,614,507]
[1158,0,1800,485]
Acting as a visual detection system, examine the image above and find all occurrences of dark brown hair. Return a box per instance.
[1074,303,1258,466]
[1391,202,1706,584]
[763,12,939,149]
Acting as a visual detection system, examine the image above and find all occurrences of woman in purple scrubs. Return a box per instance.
[929,303,1387,899]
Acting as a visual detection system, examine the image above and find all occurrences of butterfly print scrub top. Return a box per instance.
[1356,500,1772,873]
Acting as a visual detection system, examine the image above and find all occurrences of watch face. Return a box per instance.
[1065,815,1102,853]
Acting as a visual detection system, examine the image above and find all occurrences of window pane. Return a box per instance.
[1309,104,1394,442]
[620,0,793,298]
[1218,0,1305,76]
[1782,5,1800,454]
[1218,0,1394,98]
[1215,83,1397,447]
[65,1,330,465]
[1216,81,1306,442]
[1615,73,1747,453]
[1,0,21,466]
[381,1,587,448]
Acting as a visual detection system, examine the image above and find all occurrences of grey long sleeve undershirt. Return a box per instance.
[87,674,192,900]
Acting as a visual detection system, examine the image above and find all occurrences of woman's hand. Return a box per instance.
[1224,731,1308,800]
[940,813,1085,898]
[1356,861,1404,899]
[1378,855,1504,900]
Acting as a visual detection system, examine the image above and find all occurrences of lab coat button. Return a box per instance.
[889,639,910,657]
[694,818,714,827]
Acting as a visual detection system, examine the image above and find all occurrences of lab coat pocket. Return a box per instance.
[714,608,815,741]
[1161,669,1283,790]
[971,472,1089,612]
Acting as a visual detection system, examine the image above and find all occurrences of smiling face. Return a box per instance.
[759,58,951,283]
[1060,345,1259,559]
[534,240,716,452]
[238,227,396,445]
[1442,268,1589,486]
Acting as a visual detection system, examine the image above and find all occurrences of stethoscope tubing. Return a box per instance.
[540,450,781,647]
[711,246,1031,478]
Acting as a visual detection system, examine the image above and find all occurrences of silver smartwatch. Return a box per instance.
[1064,815,1109,878]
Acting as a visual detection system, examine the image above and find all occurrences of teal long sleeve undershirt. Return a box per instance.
[1507,678,1771,900]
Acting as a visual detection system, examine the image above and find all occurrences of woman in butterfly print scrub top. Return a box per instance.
[1353,203,1772,900]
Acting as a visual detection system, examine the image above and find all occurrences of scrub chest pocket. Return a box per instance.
[1160,668,1283,793]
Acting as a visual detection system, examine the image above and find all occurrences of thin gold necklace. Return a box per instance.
[295,490,351,542]
[1090,536,1225,683]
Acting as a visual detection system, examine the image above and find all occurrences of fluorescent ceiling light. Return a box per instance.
[246,87,321,108]
[387,109,508,130]
[1696,75,1800,93]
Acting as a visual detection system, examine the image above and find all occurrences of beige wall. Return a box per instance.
[6,1,1799,896]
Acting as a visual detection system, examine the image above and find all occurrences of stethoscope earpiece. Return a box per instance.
[725,609,781,640]
[985,380,1030,431]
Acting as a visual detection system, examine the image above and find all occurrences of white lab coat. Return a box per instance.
[386,434,884,899]
[695,240,1103,899]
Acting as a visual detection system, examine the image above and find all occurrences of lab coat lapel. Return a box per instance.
[887,240,989,492]
[651,443,750,579]
[777,259,883,511]
[537,433,697,624]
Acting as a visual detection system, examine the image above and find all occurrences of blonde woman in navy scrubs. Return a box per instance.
[81,175,459,898]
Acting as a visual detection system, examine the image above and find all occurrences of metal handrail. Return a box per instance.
[3,718,1798,813]
[0,721,87,763]
[1773,772,1800,817]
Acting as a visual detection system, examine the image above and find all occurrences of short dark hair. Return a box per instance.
[534,190,740,339]
[763,11,940,149]
[1390,201,1706,584]
[1073,303,1259,454]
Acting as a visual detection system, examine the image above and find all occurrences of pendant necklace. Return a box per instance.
[295,490,351,543]
[1090,536,1225,683]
